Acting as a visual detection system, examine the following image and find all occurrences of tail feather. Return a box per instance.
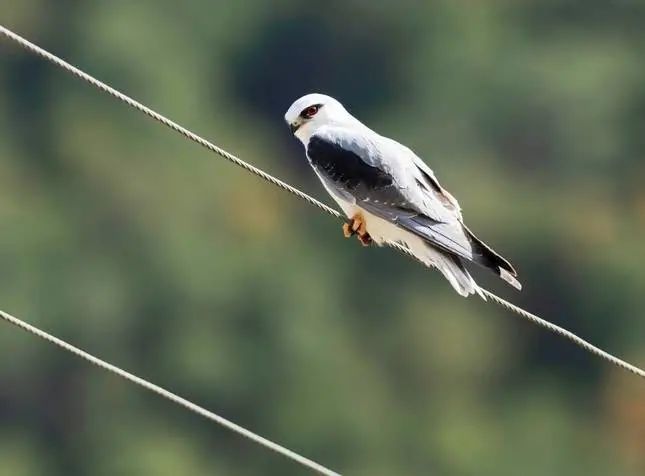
[434,254,487,300]
[405,236,484,298]
[499,268,522,291]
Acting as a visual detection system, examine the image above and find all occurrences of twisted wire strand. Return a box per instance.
[0,21,642,399]
[0,26,341,220]
[0,309,341,476]
[479,290,644,378]
[385,233,645,378]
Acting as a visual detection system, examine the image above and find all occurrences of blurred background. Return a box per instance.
[1,1,644,475]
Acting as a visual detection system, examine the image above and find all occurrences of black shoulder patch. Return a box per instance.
[306,135,392,190]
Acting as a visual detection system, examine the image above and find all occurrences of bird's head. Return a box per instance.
[284,93,356,143]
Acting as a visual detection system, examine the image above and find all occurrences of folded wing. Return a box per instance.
[306,127,520,290]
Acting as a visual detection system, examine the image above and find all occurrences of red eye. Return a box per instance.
[302,105,320,119]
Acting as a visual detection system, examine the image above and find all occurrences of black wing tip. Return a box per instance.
[497,255,519,277]
[463,225,520,283]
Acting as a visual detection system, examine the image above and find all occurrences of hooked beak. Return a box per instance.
[289,122,301,134]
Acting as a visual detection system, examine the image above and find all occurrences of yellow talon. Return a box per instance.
[342,222,353,238]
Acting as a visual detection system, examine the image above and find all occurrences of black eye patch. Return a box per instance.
[300,104,323,119]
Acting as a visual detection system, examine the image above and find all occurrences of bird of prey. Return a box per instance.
[284,93,521,297]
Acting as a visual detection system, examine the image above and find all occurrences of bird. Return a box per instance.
[284,93,521,298]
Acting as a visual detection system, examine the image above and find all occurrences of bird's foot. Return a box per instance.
[356,232,373,246]
[342,214,372,247]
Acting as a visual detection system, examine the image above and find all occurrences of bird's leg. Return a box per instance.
[343,213,372,246]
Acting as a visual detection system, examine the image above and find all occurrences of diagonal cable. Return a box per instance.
[0,26,340,220]
[0,309,341,476]
[0,24,642,388]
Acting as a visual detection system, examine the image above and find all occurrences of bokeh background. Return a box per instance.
[1,1,644,475]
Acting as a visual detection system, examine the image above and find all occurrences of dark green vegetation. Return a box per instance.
[0,1,643,475]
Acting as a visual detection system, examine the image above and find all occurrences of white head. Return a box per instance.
[284,93,359,144]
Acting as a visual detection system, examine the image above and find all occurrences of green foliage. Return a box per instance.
[0,1,643,475]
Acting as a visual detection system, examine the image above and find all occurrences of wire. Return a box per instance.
[385,239,645,378]
[480,290,644,377]
[0,26,340,220]
[0,22,642,389]
[0,309,341,476]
